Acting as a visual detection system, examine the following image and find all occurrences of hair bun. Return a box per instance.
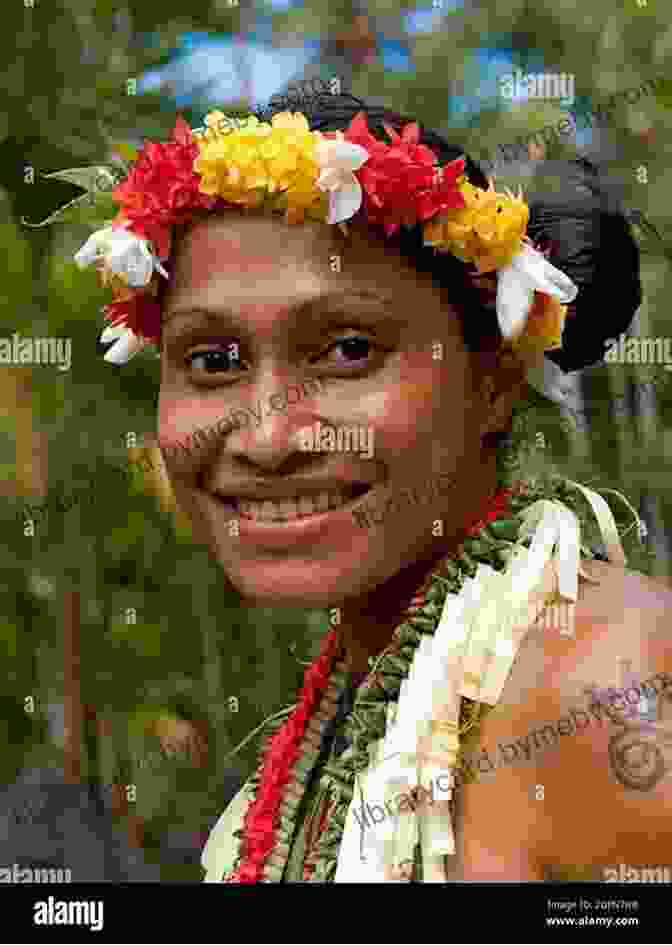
[525,158,642,372]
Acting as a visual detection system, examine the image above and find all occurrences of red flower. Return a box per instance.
[111,116,218,258]
[343,112,466,234]
[102,293,162,344]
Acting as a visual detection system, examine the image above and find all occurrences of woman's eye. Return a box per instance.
[318,335,375,365]
[185,345,243,375]
[183,334,379,379]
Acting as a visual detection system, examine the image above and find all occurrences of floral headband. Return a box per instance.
[61,109,578,365]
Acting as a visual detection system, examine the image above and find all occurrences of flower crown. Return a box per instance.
[56,109,578,365]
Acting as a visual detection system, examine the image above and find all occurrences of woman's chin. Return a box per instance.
[220,560,375,610]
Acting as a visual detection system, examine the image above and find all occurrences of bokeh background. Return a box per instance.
[1,0,670,881]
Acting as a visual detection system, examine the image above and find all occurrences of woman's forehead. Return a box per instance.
[171,215,342,291]
[163,214,463,340]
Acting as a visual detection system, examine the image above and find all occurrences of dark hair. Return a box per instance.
[251,92,642,373]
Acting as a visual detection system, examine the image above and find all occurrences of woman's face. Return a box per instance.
[158,213,514,608]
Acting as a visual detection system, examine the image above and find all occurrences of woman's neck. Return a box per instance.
[337,475,505,674]
[336,547,446,673]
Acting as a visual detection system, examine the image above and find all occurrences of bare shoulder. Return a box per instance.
[530,561,672,694]
[452,561,672,880]
[484,561,672,720]
[527,561,672,876]
[575,558,672,632]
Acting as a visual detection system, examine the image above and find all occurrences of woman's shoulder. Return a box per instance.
[571,559,672,656]
[579,558,672,614]
[484,559,672,725]
[537,560,672,688]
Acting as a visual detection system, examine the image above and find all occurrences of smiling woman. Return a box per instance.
[48,88,672,884]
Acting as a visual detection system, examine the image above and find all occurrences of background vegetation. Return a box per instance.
[1,0,670,880]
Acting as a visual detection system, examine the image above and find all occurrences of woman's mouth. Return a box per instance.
[218,484,371,522]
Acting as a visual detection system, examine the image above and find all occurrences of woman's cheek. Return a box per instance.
[158,395,227,446]
[364,380,439,444]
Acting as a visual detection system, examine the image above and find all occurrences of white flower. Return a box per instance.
[74,226,168,288]
[315,135,370,225]
[496,242,578,339]
[99,320,148,365]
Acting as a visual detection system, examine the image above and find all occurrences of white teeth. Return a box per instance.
[236,490,355,520]
[279,498,297,519]
[316,491,331,512]
[260,501,276,521]
[298,495,315,516]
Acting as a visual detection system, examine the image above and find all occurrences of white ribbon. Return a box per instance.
[564,480,627,566]
[497,242,578,340]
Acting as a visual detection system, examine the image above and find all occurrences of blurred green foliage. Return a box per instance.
[0,0,670,881]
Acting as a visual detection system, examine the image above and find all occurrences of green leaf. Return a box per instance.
[384,653,411,674]
[21,190,118,229]
[409,615,436,631]
[654,78,672,109]
[424,582,445,603]
[396,622,422,646]
[420,599,443,618]
[462,537,496,559]
[41,166,119,192]
[0,620,19,659]
[486,518,521,542]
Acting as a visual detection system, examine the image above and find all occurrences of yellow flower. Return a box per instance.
[512,293,568,358]
[193,111,323,219]
[424,180,529,272]
[269,111,312,134]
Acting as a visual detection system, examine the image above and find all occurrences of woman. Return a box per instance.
[61,92,672,882]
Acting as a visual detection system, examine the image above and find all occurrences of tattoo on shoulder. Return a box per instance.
[608,724,672,791]
[582,666,672,791]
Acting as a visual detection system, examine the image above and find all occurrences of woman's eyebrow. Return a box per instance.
[162,288,397,331]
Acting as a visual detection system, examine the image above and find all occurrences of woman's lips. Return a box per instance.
[207,485,374,544]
